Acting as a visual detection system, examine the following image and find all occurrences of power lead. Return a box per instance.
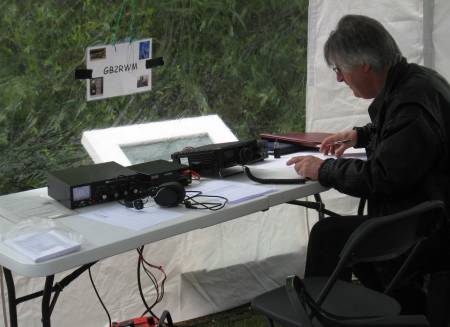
[111,316,156,327]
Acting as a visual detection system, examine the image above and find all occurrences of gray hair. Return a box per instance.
[324,15,402,72]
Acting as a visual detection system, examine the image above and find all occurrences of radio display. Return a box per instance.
[72,185,91,201]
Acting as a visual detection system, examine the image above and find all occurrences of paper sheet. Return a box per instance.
[245,149,366,180]
[188,179,276,204]
[0,195,75,224]
[294,150,367,160]
[246,156,302,179]
[77,202,183,231]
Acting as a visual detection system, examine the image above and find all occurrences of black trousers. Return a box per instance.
[304,216,367,280]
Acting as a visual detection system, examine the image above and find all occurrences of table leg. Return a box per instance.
[1,263,96,327]
[2,270,57,327]
[287,193,340,218]
[358,198,367,216]
[2,267,18,327]
[313,193,325,220]
[41,275,54,327]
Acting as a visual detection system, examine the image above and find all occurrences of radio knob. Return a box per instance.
[102,194,108,200]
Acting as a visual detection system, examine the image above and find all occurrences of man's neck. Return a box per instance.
[369,69,389,98]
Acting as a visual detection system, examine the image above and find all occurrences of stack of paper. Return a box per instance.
[246,158,302,179]
[190,179,276,204]
[4,230,81,262]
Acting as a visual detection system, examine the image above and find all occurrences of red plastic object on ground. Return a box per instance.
[111,316,157,327]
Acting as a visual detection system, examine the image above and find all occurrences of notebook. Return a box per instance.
[4,230,81,262]
[260,132,332,148]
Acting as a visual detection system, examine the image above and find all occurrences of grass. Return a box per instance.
[176,304,276,327]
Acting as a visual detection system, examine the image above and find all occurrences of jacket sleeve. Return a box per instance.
[354,123,374,148]
[318,104,443,199]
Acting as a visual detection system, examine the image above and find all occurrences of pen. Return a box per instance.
[333,139,352,145]
[273,140,281,158]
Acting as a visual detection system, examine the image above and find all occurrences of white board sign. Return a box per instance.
[81,115,238,166]
[85,38,152,101]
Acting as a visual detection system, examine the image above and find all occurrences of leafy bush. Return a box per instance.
[0,0,308,194]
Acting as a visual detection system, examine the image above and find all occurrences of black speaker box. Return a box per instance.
[47,162,139,209]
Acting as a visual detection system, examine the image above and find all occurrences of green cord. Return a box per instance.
[111,0,137,45]
[128,0,136,43]
[111,0,127,46]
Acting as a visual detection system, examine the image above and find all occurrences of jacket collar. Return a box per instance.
[368,57,409,121]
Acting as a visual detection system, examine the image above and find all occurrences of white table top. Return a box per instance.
[0,158,327,277]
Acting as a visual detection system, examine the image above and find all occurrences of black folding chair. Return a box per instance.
[252,200,447,327]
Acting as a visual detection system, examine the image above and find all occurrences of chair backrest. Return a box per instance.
[342,201,445,263]
[317,200,447,305]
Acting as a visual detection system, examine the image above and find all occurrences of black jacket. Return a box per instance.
[318,58,450,217]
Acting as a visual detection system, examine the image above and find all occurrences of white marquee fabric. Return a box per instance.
[306,0,429,133]
[2,1,450,326]
[433,0,450,82]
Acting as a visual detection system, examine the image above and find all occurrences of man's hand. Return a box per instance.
[286,156,323,181]
[320,130,357,157]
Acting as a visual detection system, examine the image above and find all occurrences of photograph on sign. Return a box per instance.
[85,38,152,101]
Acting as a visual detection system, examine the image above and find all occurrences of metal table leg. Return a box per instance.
[287,193,340,219]
[313,193,325,220]
[3,268,18,327]
[41,275,54,327]
[2,262,96,327]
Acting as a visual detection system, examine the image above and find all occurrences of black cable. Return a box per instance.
[184,190,202,198]
[137,246,158,319]
[157,310,174,327]
[119,190,228,211]
[136,245,169,319]
[141,258,161,305]
[141,247,166,304]
[138,245,167,306]
[184,190,228,210]
[88,267,112,327]
[142,265,165,308]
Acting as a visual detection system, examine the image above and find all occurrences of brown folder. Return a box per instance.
[260,132,332,148]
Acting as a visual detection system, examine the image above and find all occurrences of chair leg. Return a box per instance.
[265,317,275,327]
[427,271,450,327]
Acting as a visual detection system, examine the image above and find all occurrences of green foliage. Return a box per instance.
[0,0,308,194]
[177,305,272,327]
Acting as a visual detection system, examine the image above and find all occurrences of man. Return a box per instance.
[287,14,450,319]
